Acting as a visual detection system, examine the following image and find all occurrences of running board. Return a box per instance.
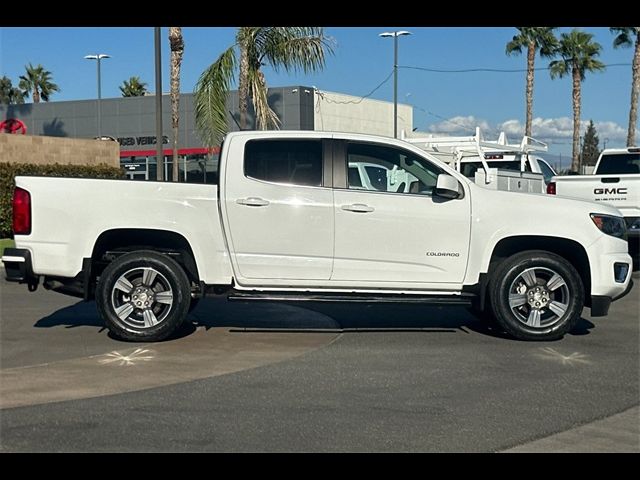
[227,291,474,305]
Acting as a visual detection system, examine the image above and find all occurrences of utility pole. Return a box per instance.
[155,27,164,181]
[379,30,411,138]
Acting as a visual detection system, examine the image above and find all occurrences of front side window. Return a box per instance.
[346,142,443,195]
[244,139,322,187]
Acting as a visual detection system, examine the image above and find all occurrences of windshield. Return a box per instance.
[597,153,640,174]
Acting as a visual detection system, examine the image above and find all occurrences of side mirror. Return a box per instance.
[435,174,461,199]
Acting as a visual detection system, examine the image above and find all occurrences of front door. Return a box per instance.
[222,136,334,284]
[332,140,471,286]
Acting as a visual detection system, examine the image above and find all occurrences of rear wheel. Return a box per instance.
[96,250,191,342]
[490,250,584,341]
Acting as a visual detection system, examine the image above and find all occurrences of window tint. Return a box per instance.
[597,153,640,175]
[537,160,556,183]
[245,139,323,186]
[347,142,443,195]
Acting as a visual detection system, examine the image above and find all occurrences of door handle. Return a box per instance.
[236,197,270,207]
[341,203,374,213]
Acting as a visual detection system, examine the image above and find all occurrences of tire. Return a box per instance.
[489,250,584,341]
[96,250,191,342]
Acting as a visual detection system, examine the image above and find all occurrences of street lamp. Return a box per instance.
[603,138,609,150]
[379,30,411,138]
[84,54,111,138]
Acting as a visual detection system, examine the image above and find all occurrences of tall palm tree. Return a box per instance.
[18,63,60,103]
[169,27,185,183]
[119,76,148,97]
[505,27,558,137]
[194,27,334,146]
[0,76,26,105]
[610,27,640,146]
[549,30,605,172]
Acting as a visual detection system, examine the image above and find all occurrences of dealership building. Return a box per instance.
[0,87,413,182]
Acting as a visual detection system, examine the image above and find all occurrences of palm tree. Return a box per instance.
[505,27,558,137]
[194,27,334,146]
[610,27,640,146]
[18,63,60,103]
[0,76,26,105]
[119,76,148,97]
[549,30,606,172]
[169,27,185,183]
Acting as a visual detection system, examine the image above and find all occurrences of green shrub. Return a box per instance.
[0,162,125,237]
[0,238,15,256]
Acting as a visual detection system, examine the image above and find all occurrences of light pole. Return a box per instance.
[154,27,164,181]
[603,138,609,150]
[379,30,411,138]
[84,54,110,138]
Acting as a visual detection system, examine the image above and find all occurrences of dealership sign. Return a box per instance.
[118,135,169,147]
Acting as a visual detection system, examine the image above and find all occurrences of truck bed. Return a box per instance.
[12,176,229,283]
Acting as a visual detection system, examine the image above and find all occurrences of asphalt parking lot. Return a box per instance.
[1,272,638,452]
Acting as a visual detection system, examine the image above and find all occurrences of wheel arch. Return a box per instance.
[483,235,592,308]
[91,228,200,284]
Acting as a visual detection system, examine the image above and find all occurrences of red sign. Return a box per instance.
[0,118,27,134]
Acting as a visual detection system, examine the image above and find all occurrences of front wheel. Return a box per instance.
[490,250,584,341]
[96,250,191,342]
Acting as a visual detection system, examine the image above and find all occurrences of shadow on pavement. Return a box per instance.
[34,297,596,342]
[34,300,106,330]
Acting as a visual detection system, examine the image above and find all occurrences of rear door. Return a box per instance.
[222,135,334,284]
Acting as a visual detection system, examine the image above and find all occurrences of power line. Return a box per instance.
[316,69,394,104]
[400,62,631,74]
[410,103,502,137]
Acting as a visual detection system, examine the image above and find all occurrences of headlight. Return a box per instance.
[590,214,627,240]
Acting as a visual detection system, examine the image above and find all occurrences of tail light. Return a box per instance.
[12,187,31,235]
[546,182,556,195]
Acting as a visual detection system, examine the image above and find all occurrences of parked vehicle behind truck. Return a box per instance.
[403,128,556,192]
[2,131,633,343]
[548,148,640,256]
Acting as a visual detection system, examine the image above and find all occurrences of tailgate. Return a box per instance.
[553,174,639,212]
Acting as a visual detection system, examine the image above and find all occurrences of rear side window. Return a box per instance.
[597,153,640,174]
[244,139,322,187]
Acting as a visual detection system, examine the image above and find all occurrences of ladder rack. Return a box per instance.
[401,127,548,184]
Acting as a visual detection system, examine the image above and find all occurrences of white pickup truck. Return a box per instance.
[404,128,556,193]
[2,131,633,342]
[547,148,640,256]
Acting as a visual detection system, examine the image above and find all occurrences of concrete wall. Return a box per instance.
[313,90,412,137]
[0,133,120,166]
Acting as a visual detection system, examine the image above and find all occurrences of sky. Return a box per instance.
[1,26,637,165]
